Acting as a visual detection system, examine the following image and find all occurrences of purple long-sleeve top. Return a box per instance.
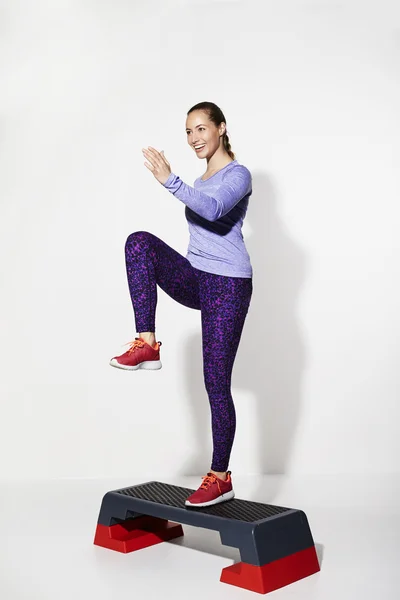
[162,159,253,278]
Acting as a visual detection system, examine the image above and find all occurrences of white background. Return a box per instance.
[1,0,399,482]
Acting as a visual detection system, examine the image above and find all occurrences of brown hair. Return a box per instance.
[187,101,236,160]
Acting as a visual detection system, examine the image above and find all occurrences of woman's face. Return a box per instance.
[186,111,225,159]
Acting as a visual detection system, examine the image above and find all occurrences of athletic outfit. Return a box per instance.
[110,159,253,506]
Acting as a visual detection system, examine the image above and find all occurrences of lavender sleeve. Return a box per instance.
[162,166,251,222]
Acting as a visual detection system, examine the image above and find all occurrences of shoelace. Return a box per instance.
[124,337,146,354]
[200,473,222,493]
[123,337,161,354]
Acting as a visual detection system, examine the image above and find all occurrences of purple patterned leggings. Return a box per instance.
[124,231,253,472]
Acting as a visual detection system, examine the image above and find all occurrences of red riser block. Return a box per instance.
[220,545,320,594]
[94,515,184,553]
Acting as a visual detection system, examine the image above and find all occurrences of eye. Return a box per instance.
[186,127,205,134]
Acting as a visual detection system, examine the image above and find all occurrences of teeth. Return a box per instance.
[195,144,205,149]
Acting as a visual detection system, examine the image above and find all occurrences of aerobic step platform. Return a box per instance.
[93,480,320,595]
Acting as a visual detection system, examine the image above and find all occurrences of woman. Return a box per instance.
[110,101,253,508]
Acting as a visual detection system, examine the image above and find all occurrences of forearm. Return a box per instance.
[162,168,251,222]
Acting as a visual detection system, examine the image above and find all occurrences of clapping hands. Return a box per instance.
[142,147,172,185]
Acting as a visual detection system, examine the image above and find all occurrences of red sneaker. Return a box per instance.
[185,471,234,507]
[110,337,162,370]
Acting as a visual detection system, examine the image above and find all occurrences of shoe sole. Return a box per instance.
[185,489,235,507]
[109,359,162,370]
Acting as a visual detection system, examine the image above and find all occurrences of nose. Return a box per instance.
[190,135,201,145]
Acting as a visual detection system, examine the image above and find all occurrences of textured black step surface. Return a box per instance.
[116,481,291,522]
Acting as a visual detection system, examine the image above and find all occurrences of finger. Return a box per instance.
[160,150,170,166]
[143,157,155,169]
[143,148,161,168]
[148,147,166,166]
[142,151,159,169]
[146,147,161,159]
[143,161,157,172]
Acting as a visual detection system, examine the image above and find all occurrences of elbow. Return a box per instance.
[199,209,219,222]
[208,206,222,222]
[210,199,224,221]
[198,199,222,221]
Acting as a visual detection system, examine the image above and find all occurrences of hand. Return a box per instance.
[142,146,172,185]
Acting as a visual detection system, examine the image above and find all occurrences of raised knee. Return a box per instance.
[125,230,153,250]
[126,230,149,243]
